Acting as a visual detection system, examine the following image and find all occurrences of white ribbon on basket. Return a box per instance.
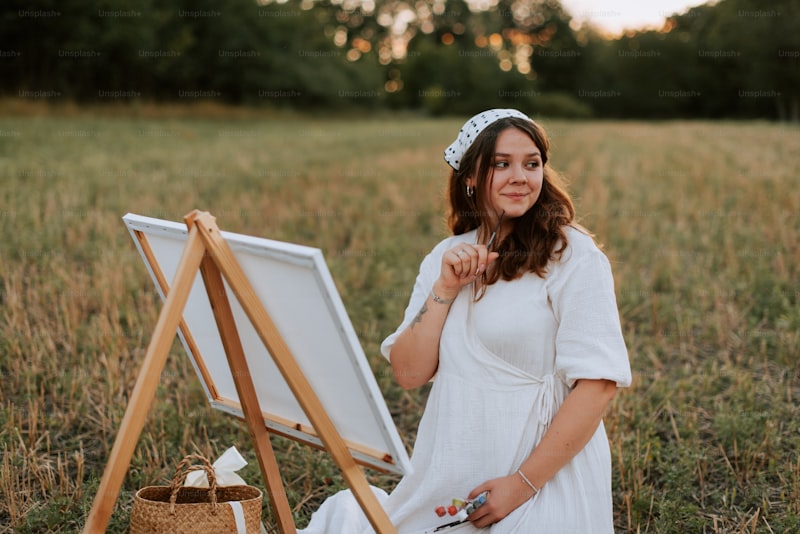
[184,447,268,534]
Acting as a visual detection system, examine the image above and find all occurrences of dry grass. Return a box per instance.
[0,109,798,532]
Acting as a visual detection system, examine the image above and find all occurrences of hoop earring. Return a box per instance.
[466,185,474,198]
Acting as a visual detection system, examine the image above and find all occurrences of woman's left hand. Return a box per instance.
[465,474,536,528]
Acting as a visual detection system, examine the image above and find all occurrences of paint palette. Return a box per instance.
[428,491,489,532]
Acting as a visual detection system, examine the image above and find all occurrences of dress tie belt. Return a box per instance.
[530,373,560,427]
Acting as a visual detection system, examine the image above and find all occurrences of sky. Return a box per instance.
[559,0,711,35]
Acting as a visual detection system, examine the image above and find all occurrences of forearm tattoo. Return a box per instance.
[411,302,428,328]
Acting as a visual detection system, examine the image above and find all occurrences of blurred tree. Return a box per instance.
[385,0,591,116]
[0,0,796,118]
[0,0,382,108]
[582,0,800,120]
[0,0,161,99]
[482,0,583,92]
[393,35,508,115]
[698,0,800,120]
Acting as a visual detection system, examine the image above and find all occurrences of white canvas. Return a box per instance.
[123,213,412,475]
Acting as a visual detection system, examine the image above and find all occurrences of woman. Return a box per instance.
[301,109,632,533]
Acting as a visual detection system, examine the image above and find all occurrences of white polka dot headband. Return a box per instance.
[443,109,533,171]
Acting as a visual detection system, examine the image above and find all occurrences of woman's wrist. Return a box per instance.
[516,469,540,498]
[431,280,459,303]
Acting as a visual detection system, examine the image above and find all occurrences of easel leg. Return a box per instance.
[192,212,397,533]
[83,227,207,533]
[190,213,297,534]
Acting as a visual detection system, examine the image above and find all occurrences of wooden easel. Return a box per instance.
[83,210,396,533]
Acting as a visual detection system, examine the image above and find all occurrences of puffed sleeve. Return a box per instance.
[380,238,452,362]
[547,235,632,389]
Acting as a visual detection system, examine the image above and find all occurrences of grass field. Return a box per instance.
[1,108,799,533]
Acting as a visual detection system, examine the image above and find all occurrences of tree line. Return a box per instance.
[1,0,798,119]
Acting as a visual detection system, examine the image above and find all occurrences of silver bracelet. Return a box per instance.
[517,469,540,495]
[431,288,456,305]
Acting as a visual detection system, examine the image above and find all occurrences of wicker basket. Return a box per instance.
[129,454,263,534]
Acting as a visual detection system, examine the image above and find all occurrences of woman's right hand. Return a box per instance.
[390,242,498,389]
[436,243,499,298]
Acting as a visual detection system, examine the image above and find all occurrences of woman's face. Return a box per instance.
[469,127,544,228]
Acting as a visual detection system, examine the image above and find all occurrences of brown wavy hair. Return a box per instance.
[447,117,576,290]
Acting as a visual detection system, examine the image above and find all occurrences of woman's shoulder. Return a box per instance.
[552,224,607,270]
[564,224,601,252]
[543,225,614,293]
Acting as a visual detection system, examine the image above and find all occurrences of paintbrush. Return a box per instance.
[485,210,505,252]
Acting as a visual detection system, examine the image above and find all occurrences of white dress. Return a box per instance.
[299,226,632,534]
